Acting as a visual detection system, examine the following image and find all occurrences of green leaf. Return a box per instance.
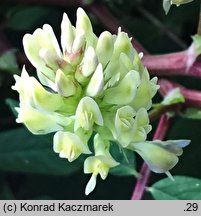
[180,108,201,120]
[0,128,83,175]
[5,98,19,117]
[0,51,19,74]
[149,176,201,200]
[7,6,51,31]
[192,34,201,55]
[110,143,138,177]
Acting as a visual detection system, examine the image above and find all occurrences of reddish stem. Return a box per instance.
[131,115,170,200]
[142,46,201,79]
[149,103,181,122]
[159,79,201,108]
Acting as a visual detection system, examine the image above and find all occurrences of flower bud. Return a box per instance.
[81,46,98,77]
[66,30,86,66]
[61,13,75,55]
[104,31,134,81]
[76,7,97,47]
[96,31,114,68]
[86,63,104,97]
[55,69,77,97]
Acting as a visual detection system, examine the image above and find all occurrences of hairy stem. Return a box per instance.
[131,114,170,200]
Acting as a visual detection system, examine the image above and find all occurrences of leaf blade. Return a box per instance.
[149,176,201,200]
[0,128,83,175]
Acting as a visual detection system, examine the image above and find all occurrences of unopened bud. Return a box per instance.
[55,69,77,97]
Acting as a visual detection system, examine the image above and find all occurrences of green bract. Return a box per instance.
[12,8,189,195]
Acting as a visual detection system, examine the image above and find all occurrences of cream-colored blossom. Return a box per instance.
[12,8,189,196]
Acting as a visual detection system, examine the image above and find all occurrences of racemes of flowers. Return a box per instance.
[12,8,190,195]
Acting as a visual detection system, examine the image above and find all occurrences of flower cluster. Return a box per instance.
[163,0,194,14]
[12,8,189,195]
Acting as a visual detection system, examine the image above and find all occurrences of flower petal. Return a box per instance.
[96,31,114,68]
[23,24,62,70]
[132,142,179,173]
[16,105,69,134]
[61,13,75,54]
[81,46,98,77]
[103,70,140,105]
[130,69,159,110]
[53,131,91,162]
[75,96,103,131]
[76,7,97,47]
[55,69,77,97]
[85,173,97,195]
[86,63,104,97]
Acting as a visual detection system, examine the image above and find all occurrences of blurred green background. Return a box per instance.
[0,0,201,199]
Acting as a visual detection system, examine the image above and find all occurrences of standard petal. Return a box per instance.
[53,131,91,162]
[130,69,159,110]
[23,24,63,81]
[103,70,140,105]
[16,105,69,134]
[152,139,191,156]
[55,69,77,97]
[132,142,179,173]
[75,96,103,131]
[132,108,152,142]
